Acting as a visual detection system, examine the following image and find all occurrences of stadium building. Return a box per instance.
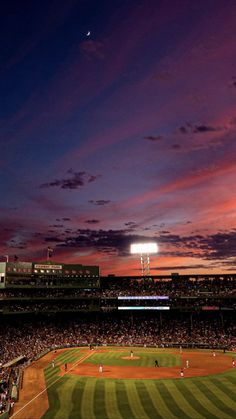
[0,265,235,418]
[0,261,100,288]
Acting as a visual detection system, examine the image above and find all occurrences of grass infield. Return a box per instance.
[42,348,236,419]
[83,350,180,367]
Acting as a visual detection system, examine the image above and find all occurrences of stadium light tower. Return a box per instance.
[130,242,158,277]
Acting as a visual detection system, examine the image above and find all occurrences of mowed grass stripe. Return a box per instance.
[93,379,109,419]
[44,349,81,377]
[197,380,236,417]
[59,354,80,365]
[55,349,81,363]
[54,378,75,419]
[158,355,167,367]
[157,381,191,418]
[55,348,79,361]
[172,380,206,419]
[125,381,150,419]
[45,367,58,378]
[69,379,85,419]
[209,378,236,406]
[135,381,163,418]
[45,371,59,385]
[44,366,61,386]
[189,381,233,419]
[174,380,219,419]
[224,375,236,386]
[148,382,176,418]
[161,354,180,367]
[115,381,136,419]
[86,351,179,368]
[104,380,123,419]
[84,352,113,365]
[215,376,236,398]
[106,351,115,360]
[80,379,96,419]
[42,380,63,419]
[137,353,180,367]
[50,350,91,378]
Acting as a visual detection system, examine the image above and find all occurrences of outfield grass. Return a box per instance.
[42,348,236,419]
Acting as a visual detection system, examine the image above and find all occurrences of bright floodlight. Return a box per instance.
[130,242,158,255]
[130,242,158,277]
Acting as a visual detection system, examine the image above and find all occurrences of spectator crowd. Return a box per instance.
[0,313,235,367]
[0,274,235,415]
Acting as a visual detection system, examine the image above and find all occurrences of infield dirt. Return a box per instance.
[12,349,66,419]
[60,350,233,380]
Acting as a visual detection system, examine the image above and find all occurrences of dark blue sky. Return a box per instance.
[1,0,236,275]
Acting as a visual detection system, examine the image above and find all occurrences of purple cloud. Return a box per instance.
[40,170,101,190]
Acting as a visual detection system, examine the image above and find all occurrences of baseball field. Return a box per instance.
[12,347,236,419]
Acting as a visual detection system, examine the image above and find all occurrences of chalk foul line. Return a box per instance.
[11,350,94,418]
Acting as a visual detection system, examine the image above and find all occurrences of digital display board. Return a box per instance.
[118,296,169,300]
[202,306,219,311]
[118,306,170,310]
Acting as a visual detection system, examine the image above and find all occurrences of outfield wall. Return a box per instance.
[43,341,228,351]
[31,341,228,365]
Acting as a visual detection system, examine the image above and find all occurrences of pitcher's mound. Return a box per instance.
[121,356,140,360]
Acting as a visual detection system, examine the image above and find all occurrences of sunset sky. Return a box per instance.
[1,0,236,275]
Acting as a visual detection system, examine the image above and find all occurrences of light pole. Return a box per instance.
[130,242,158,276]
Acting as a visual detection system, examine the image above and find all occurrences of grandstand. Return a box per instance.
[0,262,235,418]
